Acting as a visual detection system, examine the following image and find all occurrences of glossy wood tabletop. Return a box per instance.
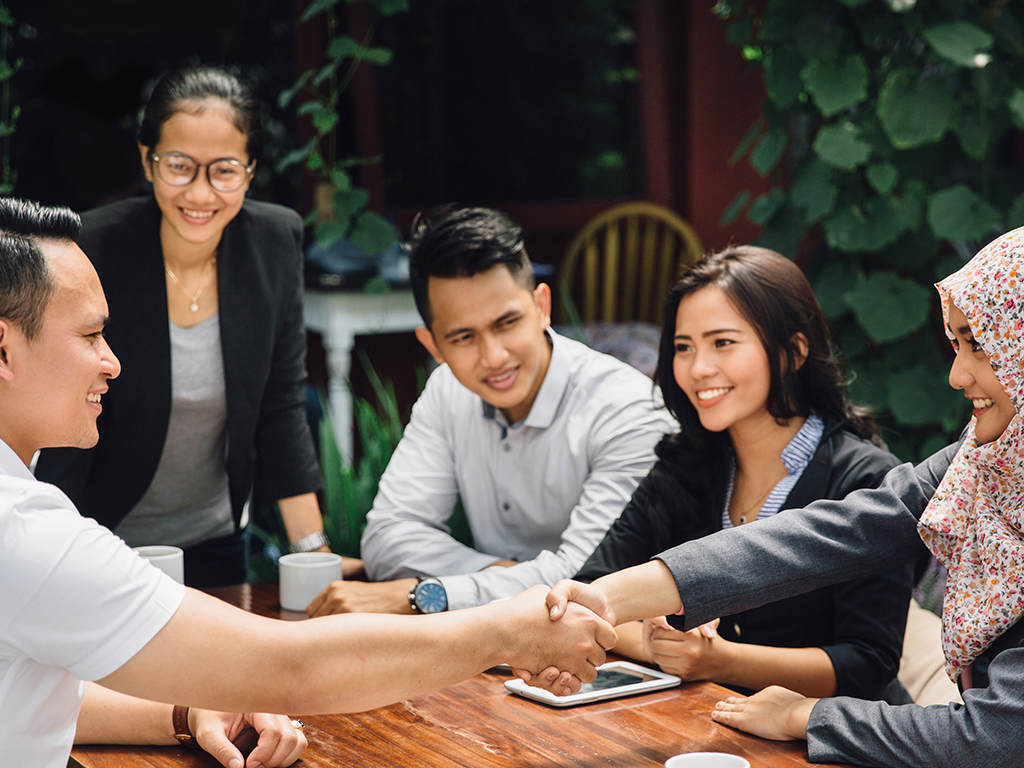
[70,582,840,768]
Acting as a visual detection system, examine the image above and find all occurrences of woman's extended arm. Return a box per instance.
[549,445,958,630]
[656,446,956,630]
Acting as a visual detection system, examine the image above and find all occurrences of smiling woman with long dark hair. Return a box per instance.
[576,245,913,702]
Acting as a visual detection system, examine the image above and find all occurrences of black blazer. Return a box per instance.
[36,196,321,531]
[576,421,913,701]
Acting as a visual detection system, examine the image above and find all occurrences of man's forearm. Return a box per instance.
[76,683,176,745]
[99,586,611,716]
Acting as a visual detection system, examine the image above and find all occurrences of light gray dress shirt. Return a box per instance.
[361,329,676,609]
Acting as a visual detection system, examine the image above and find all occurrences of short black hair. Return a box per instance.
[407,206,535,326]
[138,64,262,160]
[0,198,80,340]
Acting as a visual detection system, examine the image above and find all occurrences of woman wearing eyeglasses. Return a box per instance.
[36,65,333,588]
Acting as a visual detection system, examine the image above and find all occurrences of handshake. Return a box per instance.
[502,560,681,695]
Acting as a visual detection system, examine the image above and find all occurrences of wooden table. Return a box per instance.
[70,583,839,768]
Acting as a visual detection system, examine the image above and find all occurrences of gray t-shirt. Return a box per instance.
[114,313,233,548]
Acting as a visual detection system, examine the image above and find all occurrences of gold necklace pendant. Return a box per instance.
[165,256,216,313]
[734,467,788,525]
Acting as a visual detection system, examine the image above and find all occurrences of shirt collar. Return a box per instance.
[0,437,35,481]
[482,327,568,429]
[780,413,825,474]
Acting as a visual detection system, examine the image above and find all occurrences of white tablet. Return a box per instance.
[504,660,681,707]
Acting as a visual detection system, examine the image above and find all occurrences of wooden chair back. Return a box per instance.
[559,202,703,324]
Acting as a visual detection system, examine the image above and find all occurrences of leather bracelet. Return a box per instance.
[172,705,197,748]
[290,530,330,553]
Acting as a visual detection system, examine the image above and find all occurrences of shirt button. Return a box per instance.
[502,502,510,511]
[503,443,512,452]
[733,623,742,637]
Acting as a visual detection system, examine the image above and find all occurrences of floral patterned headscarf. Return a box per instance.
[918,227,1024,682]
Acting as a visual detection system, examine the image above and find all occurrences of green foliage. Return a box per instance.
[275,0,404,254]
[319,367,403,558]
[0,3,17,195]
[719,1,1024,460]
[877,71,955,149]
[802,55,868,117]
[814,121,873,169]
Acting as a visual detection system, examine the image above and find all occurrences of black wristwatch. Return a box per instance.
[408,576,448,613]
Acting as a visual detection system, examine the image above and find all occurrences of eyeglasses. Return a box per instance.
[149,152,254,192]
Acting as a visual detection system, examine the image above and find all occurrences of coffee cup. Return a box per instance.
[132,545,185,584]
[279,552,343,612]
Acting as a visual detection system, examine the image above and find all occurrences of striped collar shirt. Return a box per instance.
[721,413,824,529]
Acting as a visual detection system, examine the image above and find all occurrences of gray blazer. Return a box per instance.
[659,441,1024,767]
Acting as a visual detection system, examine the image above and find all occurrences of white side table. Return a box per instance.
[302,288,422,459]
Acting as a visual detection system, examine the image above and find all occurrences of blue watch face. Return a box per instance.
[415,581,448,613]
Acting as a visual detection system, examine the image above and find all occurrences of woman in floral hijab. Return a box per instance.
[919,230,1024,687]
[543,228,1024,767]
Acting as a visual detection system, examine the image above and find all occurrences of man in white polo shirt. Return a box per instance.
[308,207,674,617]
[0,198,615,767]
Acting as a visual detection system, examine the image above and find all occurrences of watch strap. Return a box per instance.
[172,705,197,748]
[290,530,330,554]
[408,576,425,614]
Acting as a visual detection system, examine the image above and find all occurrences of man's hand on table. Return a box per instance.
[711,685,816,741]
[305,578,417,617]
[503,585,617,695]
[191,709,306,768]
[341,557,365,580]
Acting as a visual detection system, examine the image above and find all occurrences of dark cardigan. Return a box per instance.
[576,421,913,701]
[36,196,321,532]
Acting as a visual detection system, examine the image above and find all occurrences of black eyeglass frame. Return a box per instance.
[148,151,255,192]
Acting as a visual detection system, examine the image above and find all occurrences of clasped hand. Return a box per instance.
[189,709,306,768]
[642,615,721,680]
[506,585,617,695]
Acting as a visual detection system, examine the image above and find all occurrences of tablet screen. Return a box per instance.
[580,668,658,691]
[504,660,681,707]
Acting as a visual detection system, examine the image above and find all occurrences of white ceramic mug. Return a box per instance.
[665,753,750,768]
[132,545,185,584]
[279,552,343,612]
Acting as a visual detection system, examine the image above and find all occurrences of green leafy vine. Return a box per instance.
[276,0,407,255]
[716,0,1024,460]
[0,2,20,195]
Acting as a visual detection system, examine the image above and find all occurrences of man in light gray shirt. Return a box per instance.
[307,206,675,616]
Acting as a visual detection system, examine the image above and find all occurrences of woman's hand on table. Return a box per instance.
[191,709,306,768]
[710,685,816,741]
[642,616,721,679]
